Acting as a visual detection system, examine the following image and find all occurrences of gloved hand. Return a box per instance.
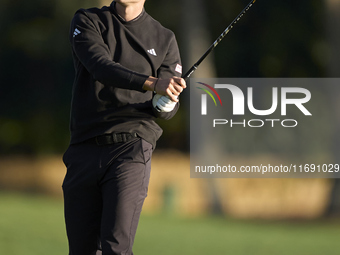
[152,94,177,112]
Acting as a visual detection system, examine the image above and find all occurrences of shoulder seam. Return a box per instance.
[74,8,100,34]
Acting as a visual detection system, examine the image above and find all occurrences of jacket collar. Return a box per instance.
[110,1,145,23]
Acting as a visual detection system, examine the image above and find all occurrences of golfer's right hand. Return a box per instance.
[154,77,186,102]
[143,76,186,102]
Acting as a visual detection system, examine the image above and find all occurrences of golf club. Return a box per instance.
[182,0,257,80]
[156,0,257,112]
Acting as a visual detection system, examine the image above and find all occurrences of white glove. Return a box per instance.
[152,94,177,112]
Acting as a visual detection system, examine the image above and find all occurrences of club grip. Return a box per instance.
[182,65,198,81]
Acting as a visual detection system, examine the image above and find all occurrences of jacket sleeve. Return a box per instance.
[70,10,149,92]
[152,34,183,120]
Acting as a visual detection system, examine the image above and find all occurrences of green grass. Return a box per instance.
[0,192,340,255]
[0,192,68,255]
[135,215,340,255]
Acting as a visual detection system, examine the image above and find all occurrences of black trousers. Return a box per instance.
[62,137,152,255]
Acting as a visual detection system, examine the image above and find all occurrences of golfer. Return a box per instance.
[62,0,186,254]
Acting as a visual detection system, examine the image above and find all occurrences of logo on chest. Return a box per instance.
[147,48,157,56]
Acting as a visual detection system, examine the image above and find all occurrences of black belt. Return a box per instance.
[89,132,138,146]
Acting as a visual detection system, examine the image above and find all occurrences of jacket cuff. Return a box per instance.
[152,101,179,120]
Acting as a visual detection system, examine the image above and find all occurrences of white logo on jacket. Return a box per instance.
[175,64,182,74]
[147,48,157,56]
[73,28,81,37]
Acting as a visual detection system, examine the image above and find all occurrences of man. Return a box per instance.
[62,0,186,254]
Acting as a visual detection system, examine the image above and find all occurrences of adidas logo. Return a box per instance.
[147,48,157,56]
[73,28,81,37]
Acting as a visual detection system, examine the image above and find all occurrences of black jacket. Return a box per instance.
[69,1,182,148]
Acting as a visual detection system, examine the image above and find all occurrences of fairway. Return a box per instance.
[0,192,340,255]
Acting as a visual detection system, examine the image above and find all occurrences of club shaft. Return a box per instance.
[182,0,257,80]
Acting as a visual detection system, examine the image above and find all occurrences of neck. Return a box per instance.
[115,1,144,22]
